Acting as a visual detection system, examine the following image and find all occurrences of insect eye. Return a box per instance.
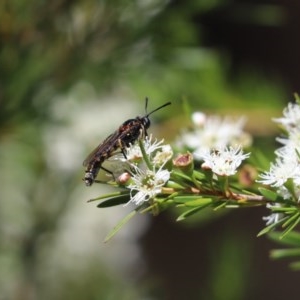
[143,117,151,128]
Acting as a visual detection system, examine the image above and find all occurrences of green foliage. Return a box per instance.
[258,187,280,202]
[269,231,300,270]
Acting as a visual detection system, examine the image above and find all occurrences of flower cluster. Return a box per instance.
[258,102,300,192]
[258,101,300,224]
[177,111,252,156]
[198,146,250,177]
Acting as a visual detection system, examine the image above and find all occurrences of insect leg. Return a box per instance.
[144,128,148,137]
[121,148,127,159]
[100,165,115,177]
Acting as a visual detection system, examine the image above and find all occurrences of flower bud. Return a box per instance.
[173,152,194,174]
[117,172,132,185]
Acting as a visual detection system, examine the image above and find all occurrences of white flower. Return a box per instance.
[283,128,300,150]
[107,135,173,183]
[197,146,250,176]
[144,135,166,156]
[275,143,298,160]
[276,186,292,200]
[258,101,300,205]
[263,203,282,225]
[125,135,166,161]
[273,102,300,131]
[152,144,173,166]
[258,158,300,187]
[258,101,300,189]
[127,165,170,205]
[178,113,251,154]
[124,143,143,161]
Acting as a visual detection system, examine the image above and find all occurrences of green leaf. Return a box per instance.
[166,181,185,189]
[270,248,300,259]
[213,201,228,210]
[184,198,213,207]
[192,170,205,180]
[171,170,194,183]
[269,207,297,213]
[289,261,300,271]
[88,191,129,203]
[257,216,289,237]
[280,214,300,239]
[104,209,137,243]
[251,149,271,170]
[258,187,278,201]
[284,178,297,198]
[176,203,211,221]
[97,194,130,208]
[282,212,300,228]
[269,231,300,247]
[174,195,207,204]
[182,96,192,121]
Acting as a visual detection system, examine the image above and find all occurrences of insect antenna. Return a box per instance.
[144,97,171,117]
[145,97,149,114]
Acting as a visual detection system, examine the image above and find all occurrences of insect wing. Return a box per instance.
[82,132,120,167]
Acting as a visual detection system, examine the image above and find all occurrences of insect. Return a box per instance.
[83,98,171,186]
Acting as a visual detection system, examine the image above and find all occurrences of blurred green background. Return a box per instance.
[1,1,300,299]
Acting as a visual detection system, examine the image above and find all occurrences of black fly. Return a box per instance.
[83,98,171,186]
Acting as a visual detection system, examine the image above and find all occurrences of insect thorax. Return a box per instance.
[117,118,148,147]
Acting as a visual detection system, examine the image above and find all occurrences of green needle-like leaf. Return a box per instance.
[269,207,297,213]
[257,216,289,237]
[97,194,131,207]
[258,187,279,201]
[289,261,300,271]
[88,191,129,203]
[104,209,137,243]
[184,198,213,207]
[270,248,300,259]
[282,212,300,228]
[174,195,206,203]
[280,214,300,239]
[269,231,300,247]
[177,203,211,221]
